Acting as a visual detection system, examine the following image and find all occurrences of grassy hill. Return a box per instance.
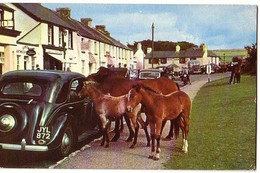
[212,49,248,63]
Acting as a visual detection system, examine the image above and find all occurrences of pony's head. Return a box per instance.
[85,67,113,83]
[126,85,143,112]
[78,81,96,98]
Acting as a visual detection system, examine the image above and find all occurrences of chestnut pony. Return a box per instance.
[86,67,180,145]
[78,81,142,148]
[127,84,191,161]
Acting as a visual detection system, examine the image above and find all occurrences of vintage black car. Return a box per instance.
[0,70,100,157]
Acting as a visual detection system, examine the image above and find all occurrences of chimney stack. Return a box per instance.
[96,25,106,32]
[96,25,110,37]
[81,18,93,27]
[147,47,152,54]
[56,8,71,19]
[176,44,180,53]
[137,43,142,50]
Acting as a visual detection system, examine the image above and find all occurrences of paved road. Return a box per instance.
[50,73,230,169]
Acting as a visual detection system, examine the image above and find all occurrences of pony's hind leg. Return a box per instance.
[153,119,162,161]
[149,123,156,159]
[104,120,111,148]
[181,113,189,153]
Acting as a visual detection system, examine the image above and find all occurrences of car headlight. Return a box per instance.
[0,114,16,132]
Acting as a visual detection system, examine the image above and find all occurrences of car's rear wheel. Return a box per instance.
[55,124,74,158]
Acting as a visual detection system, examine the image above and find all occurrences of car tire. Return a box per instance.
[55,123,74,158]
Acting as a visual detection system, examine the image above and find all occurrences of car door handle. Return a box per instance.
[68,106,74,110]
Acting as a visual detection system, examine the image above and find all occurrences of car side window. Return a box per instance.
[69,79,83,102]
[56,81,70,104]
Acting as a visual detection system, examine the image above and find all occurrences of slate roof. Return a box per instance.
[0,3,14,11]
[145,47,219,59]
[54,13,131,50]
[13,3,76,31]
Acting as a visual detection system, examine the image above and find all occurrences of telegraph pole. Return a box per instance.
[152,23,154,68]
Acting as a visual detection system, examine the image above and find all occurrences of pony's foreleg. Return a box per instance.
[129,117,139,149]
[137,113,150,146]
[125,115,134,142]
[149,123,156,159]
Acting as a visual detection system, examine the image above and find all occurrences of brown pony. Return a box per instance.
[78,81,142,148]
[126,84,191,161]
[85,67,180,144]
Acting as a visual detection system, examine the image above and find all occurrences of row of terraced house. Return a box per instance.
[0,3,139,76]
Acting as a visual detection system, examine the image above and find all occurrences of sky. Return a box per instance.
[42,2,258,50]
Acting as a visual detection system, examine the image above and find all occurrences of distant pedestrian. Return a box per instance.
[66,67,71,72]
[36,64,40,70]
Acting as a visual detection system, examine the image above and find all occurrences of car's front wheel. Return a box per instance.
[55,124,74,158]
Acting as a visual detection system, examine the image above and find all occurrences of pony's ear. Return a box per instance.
[135,84,141,92]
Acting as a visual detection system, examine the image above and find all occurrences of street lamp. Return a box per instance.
[151,23,154,68]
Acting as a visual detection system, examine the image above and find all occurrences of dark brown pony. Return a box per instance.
[232,57,242,84]
[78,81,142,148]
[126,84,191,160]
[233,65,241,84]
[86,67,180,144]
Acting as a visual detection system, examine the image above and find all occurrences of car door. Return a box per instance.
[68,78,97,135]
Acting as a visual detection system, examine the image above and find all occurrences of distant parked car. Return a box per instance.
[0,70,100,158]
[188,60,201,74]
[139,69,163,79]
[129,69,139,79]
[210,63,220,73]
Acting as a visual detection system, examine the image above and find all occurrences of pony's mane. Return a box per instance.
[140,84,161,95]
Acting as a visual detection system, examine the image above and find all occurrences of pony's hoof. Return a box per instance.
[146,143,150,147]
[148,155,154,159]
[111,136,119,142]
[126,137,133,142]
[129,145,135,149]
[105,144,109,148]
[163,137,171,141]
[153,157,159,161]
[182,149,188,153]
[101,142,104,146]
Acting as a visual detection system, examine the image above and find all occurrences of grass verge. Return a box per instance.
[165,75,256,170]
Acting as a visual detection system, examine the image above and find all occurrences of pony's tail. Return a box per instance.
[173,114,181,139]
[176,83,180,91]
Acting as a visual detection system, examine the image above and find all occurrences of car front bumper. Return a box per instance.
[0,139,48,152]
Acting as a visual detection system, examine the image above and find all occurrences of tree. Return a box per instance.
[244,43,257,74]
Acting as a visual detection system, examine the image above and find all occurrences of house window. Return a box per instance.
[0,10,3,27]
[0,52,4,74]
[149,58,159,64]
[68,31,73,49]
[31,57,35,70]
[48,25,54,45]
[59,29,64,47]
[94,42,98,54]
[81,60,85,74]
[161,58,167,64]
[24,56,29,70]
[16,55,20,70]
[179,57,186,64]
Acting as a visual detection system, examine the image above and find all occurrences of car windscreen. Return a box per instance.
[2,82,42,97]
[140,72,160,79]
